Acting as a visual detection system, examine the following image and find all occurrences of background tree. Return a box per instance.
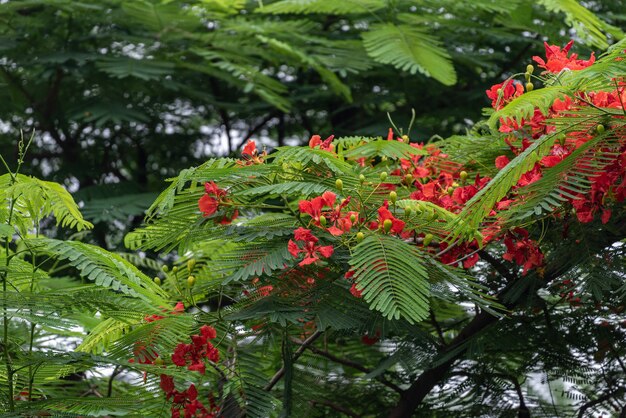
[1,0,623,247]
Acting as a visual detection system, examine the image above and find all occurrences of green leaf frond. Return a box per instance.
[362,23,457,86]
[350,235,430,324]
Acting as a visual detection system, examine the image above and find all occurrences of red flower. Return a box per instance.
[171,326,219,375]
[361,331,380,345]
[309,134,334,152]
[349,283,363,298]
[198,194,219,217]
[288,228,334,266]
[495,155,510,170]
[198,182,238,223]
[376,203,405,234]
[242,140,257,157]
[532,41,595,74]
[198,182,227,217]
[502,229,544,275]
[486,80,524,110]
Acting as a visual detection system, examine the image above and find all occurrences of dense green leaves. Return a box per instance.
[350,235,430,323]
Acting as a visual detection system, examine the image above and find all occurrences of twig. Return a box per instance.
[264,330,322,391]
[301,342,403,394]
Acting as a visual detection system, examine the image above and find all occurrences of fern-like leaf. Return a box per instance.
[350,235,430,324]
[362,23,456,86]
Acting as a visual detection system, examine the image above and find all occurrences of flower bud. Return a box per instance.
[405,207,412,217]
[359,174,366,184]
[161,265,169,273]
[401,135,409,142]
[350,214,357,223]
[404,174,413,185]
[335,178,343,191]
[383,219,393,233]
[459,171,468,182]
[389,191,397,204]
[524,72,531,82]
[154,357,164,366]
[380,171,388,181]
[557,133,566,146]
[526,64,534,74]
[596,124,605,134]
[356,232,365,242]
[153,277,161,285]
[447,187,454,196]
[187,275,196,287]
[525,82,534,92]
[319,215,327,227]
[496,88,503,96]
[423,233,434,246]
[187,259,196,272]
[172,266,178,274]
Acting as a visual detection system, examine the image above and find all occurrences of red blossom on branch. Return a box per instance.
[532,40,595,73]
[288,227,334,266]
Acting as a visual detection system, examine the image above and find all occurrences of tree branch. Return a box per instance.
[388,219,626,417]
[578,389,624,418]
[264,330,322,391]
[301,342,403,394]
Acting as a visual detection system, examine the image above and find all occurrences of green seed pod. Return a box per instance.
[459,171,468,182]
[380,171,388,181]
[335,178,343,191]
[389,191,397,204]
[359,174,366,184]
[423,233,434,246]
[153,277,161,285]
[383,219,393,233]
[525,82,534,92]
[596,124,605,134]
[526,64,534,74]
[187,259,196,272]
[356,232,365,242]
[161,265,169,273]
[187,275,196,287]
[319,215,327,227]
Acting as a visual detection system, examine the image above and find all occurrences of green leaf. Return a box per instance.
[362,23,456,85]
[350,235,430,324]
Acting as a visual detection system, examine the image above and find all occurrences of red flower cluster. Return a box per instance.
[533,40,595,73]
[172,325,220,375]
[158,325,221,416]
[198,182,238,224]
[160,375,219,418]
[492,41,626,226]
[299,191,357,236]
[502,229,544,275]
[288,227,334,266]
[239,139,267,165]
[309,134,335,152]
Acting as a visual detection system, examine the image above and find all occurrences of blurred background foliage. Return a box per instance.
[0,0,623,247]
